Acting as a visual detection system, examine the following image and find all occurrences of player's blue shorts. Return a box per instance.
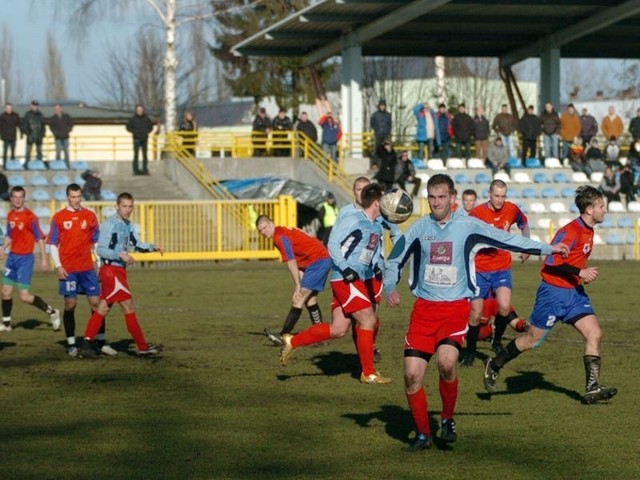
[474,269,512,300]
[3,253,35,289]
[530,282,595,330]
[58,270,100,298]
[301,258,332,292]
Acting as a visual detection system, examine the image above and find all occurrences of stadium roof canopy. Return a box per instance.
[233,0,640,66]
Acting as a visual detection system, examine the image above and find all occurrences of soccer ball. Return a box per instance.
[379,188,414,224]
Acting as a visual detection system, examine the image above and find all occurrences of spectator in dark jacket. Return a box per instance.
[472,105,490,160]
[22,100,46,167]
[126,104,154,175]
[81,169,102,200]
[374,140,397,191]
[598,166,621,203]
[49,104,74,169]
[319,112,341,163]
[272,108,293,157]
[540,102,560,159]
[629,108,640,141]
[435,103,453,160]
[252,107,271,157]
[580,108,598,145]
[0,103,20,169]
[619,164,636,205]
[519,105,541,163]
[452,103,474,161]
[396,150,422,196]
[492,104,518,158]
[370,99,392,169]
[0,172,9,201]
[178,110,197,157]
[295,112,317,143]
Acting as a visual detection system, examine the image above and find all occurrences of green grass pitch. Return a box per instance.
[2,261,639,479]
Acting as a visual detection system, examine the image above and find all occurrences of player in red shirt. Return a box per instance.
[484,186,617,404]
[0,186,60,332]
[47,183,116,357]
[256,215,332,345]
[461,179,530,365]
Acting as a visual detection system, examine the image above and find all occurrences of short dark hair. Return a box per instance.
[66,183,82,196]
[10,185,25,196]
[255,214,272,228]
[462,189,477,198]
[361,183,384,208]
[427,174,455,194]
[117,192,134,205]
[575,185,603,214]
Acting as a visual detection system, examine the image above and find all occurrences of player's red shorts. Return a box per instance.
[405,298,471,355]
[99,265,132,303]
[330,277,377,315]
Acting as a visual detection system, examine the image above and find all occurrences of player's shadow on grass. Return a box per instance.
[15,318,47,330]
[310,351,361,379]
[342,405,454,451]
[477,370,583,402]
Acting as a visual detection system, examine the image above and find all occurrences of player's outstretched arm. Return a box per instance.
[551,242,570,258]
[386,290,401,308]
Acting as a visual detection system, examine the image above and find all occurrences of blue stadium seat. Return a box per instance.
[508,157,523,168]
[34,206,51,218]
[31,189,50,201]
[412,158,426,169]
[475,172,492,184]
[27,160,47,171]
[101,190,117,201]
[533,172,550,183]
[521,187,538,199]
[72,160,90,171]
[5,159,24,171]
[626,232,636,245]
[52,174,71,186]
[48,160,69,171]
[605,233,624,245]
[508,188,520,198]
[561,187,575,198]
[481,189,489,198]
[74,174,86,187]
[552,172,570,183]
[525,158,542,168]
[517,203,528,213]
[541,187,559,198]
[454,173,472,184]
[54,190,68,201]
[599,217,614,229]
[8,174,25,186]
[618,217,634,228]
[30,174,49,187]
[570,204,580,213]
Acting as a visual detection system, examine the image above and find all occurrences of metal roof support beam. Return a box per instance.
[539,39,561,112]
[502,0,640,66]
[304,0,453,66]
[341,44,365,152]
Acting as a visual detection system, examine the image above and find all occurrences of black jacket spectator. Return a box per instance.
[519,112,542,140]
[252,113,271,133]
[272,114,293,132]
[295,117,317,143]
[370,105,392,141]
[472,115,490,140]
[540,110,560,135]
[0,110,20,142]
[126,113,154,140]
[452,111,474,142]
[374,142,397,190]
[22,109,46,143]
[0,172,9,201]
[81,169,102,201]
[629,113,640,140]
[49,112,73,139]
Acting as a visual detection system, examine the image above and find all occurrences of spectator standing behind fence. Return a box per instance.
[0,103,20,169]
[49,104,73,169]
[492,104,518,159]
[452,103,473,162]
[540,102,560,160]
[251,107,271,157]
[519,105,541,163]
[601,105,623,142]
[294,112,317,157]
[178,111,197,157]
[318,108,341,163]
[559,104,580,161]
[370,99,392,170]
[22,101,45,169]
[580,107,598,146]
[272,108,293,157]
[472,105,490,160]
[435,103,453,161]
[628,108,640,142]
[126,104,154,176]
[413,102,439,161]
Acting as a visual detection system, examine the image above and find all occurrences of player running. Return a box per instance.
[47,183,116,357]
[256,215,332,346]
[0,186,59,332]
[483,186,617,405]
[384,174,568,450]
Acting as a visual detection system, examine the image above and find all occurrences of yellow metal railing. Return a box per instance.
[48,197,297,262]
[39,135,160,162]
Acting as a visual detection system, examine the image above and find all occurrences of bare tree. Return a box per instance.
[45,30,68,101]
[0,25,15,102]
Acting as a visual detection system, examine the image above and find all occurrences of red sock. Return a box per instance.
[406,387,430,436]
[83,312,105,339]
[124,312,148,350]
[291,323,331,349]
[374,316,380,342]
[439,376,459,420]
[356,328,375,377]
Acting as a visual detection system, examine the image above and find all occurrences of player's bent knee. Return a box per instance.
[531,330,550,349]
